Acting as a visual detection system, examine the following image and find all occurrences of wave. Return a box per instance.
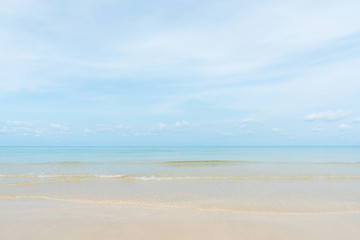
[1,174,360,186]
[158,160,246,166]
[93,174,125,178]
[125,175,360,181]
[157,160,360,166]
[130,175,360,181]
[0,161,116,166]
[0,174,125,180]
[1,160,359,166]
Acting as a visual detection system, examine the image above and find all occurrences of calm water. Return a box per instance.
[1,147,360,213]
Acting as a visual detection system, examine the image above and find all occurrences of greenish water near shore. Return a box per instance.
[1,147,360,213]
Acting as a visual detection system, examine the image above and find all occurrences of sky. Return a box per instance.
[1,0,360,146]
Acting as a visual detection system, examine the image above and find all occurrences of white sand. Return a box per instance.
[1,199,360,240]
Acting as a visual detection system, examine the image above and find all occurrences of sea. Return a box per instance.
[1,146,360,213]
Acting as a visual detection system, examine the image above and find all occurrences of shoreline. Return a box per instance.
[1,196,360,215]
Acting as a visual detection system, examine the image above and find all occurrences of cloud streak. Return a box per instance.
[305,110,347,121]
[1,0,360,145]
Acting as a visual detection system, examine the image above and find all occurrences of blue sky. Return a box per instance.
[1,0,360,146]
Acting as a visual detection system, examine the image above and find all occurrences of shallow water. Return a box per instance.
[1,147,360,213]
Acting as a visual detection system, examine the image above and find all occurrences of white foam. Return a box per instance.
[95,174,125,178]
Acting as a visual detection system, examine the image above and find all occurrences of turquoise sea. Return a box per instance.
[1,147,360,213]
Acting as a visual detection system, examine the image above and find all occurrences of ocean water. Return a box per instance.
[1,146,360,213]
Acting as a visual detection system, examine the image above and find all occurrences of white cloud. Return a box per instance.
[83,128,93,133]
[2,0,359,95]
[48,123,72,135]
[175,120,190,127]
[115,124,131,130]
[6,120,33,126]
[0,126,11,133]
[312,127,323,132]
[271,127,280,132]
[94,124,114,132]
[354,118,360,122]
[222,132,234,136]
[1,1,360,145]
[134,131,153,136]
[236,124,247,129]
[156,122,167,130]
[0,124,46,136]
[93,124,131,133]
[115,124,124,129]
[241,117,259,123]
[304,110,347,121]
[339,124,352,130]
[50,123,69,131]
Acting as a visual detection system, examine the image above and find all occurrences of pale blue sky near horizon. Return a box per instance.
[1,0,360,146]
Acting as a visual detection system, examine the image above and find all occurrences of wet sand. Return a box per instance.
[1,147,360,239]
[1,198,360,240]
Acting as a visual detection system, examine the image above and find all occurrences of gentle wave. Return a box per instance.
[129,176,360,181]
[158,161,245,166]
[1,174,360,186]
[0,174,125,179]
[1,160,359,166]
[157,160,360,166]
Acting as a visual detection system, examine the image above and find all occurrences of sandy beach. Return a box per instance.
[1,198,360,240]
[1,147,360,239]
